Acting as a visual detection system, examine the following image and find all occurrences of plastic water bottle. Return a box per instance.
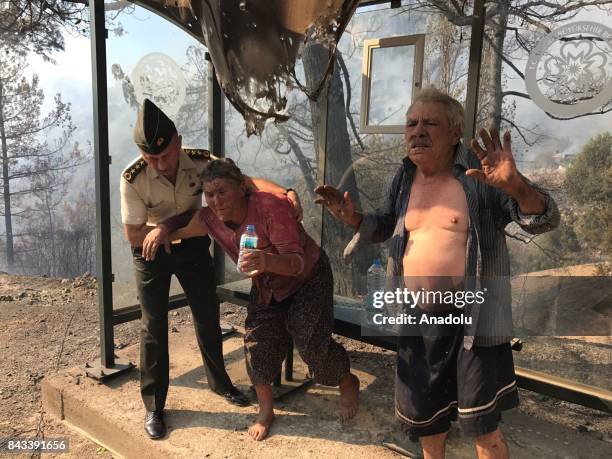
[364,259,386,327]
[366,258,386,300]
[237,224,258,274]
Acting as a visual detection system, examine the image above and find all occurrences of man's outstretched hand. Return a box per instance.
[468,128,546,214]
[314,185,361,228]
[467,128,523,194]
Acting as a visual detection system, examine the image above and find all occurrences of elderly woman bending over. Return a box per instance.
[177,158,360,441]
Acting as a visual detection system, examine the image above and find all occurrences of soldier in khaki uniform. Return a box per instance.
[121,99,300,439]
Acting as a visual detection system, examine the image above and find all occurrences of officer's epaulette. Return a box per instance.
[123,158,147,183]
[183,147,211,160]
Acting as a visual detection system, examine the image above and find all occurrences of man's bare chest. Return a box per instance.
[405,177,469,233]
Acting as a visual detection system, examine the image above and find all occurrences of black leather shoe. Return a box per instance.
[144,410,166,439]
[216,386,251,407]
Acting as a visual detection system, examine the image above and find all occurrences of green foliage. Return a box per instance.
[16,187,96,277]
[0,1,81,58]
[574,208,612,257]
[509,132,611,274]
[565,132,612,205]
[564,132,612,257]
[1,1,129,60]
[0,45,85,271]
[508,217,585,275]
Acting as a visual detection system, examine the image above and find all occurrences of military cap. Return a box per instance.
[133,98,177,155]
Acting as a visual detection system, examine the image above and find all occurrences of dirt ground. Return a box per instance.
[0,272,610,458]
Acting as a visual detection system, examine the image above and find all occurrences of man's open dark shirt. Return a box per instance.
[349,143,560,348]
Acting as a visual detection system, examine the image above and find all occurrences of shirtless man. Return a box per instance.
[315,88,559,458]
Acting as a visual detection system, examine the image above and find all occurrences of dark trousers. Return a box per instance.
[245,251,350,386]
[395,317,518,440]
[132,236,233,412]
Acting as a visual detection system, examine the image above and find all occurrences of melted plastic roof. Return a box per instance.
[131,1,360,135]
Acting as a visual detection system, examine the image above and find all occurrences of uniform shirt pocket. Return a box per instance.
[146,202,173,224]
[175,190,201,214]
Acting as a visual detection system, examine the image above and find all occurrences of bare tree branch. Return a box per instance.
[337,52,365,151]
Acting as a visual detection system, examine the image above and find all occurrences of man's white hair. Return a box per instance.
[407,87,465,136]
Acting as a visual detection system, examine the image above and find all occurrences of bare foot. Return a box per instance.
[338,373,360,420]
[248,411,274,441]
[249,384,274,441]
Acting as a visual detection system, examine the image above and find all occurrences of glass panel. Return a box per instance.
[106,2,209,309]
[368,44,415,126]
[323,5,472,300]
[223,59,321,282]
[477,5,612,389]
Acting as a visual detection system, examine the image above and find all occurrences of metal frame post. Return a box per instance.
[464,0,486,141]
[316,71,330,248]
[87,0,133,380]
[90,0,113,368]
[206,52,226,284]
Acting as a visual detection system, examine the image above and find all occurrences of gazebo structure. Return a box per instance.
[87,0,612,417]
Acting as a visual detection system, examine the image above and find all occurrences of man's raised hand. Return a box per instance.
[467,128,523,194]
[314,185,361,228]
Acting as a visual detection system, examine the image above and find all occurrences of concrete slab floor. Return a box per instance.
[42,323,611,459]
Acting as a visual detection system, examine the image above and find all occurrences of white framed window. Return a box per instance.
[360,34,425,134]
